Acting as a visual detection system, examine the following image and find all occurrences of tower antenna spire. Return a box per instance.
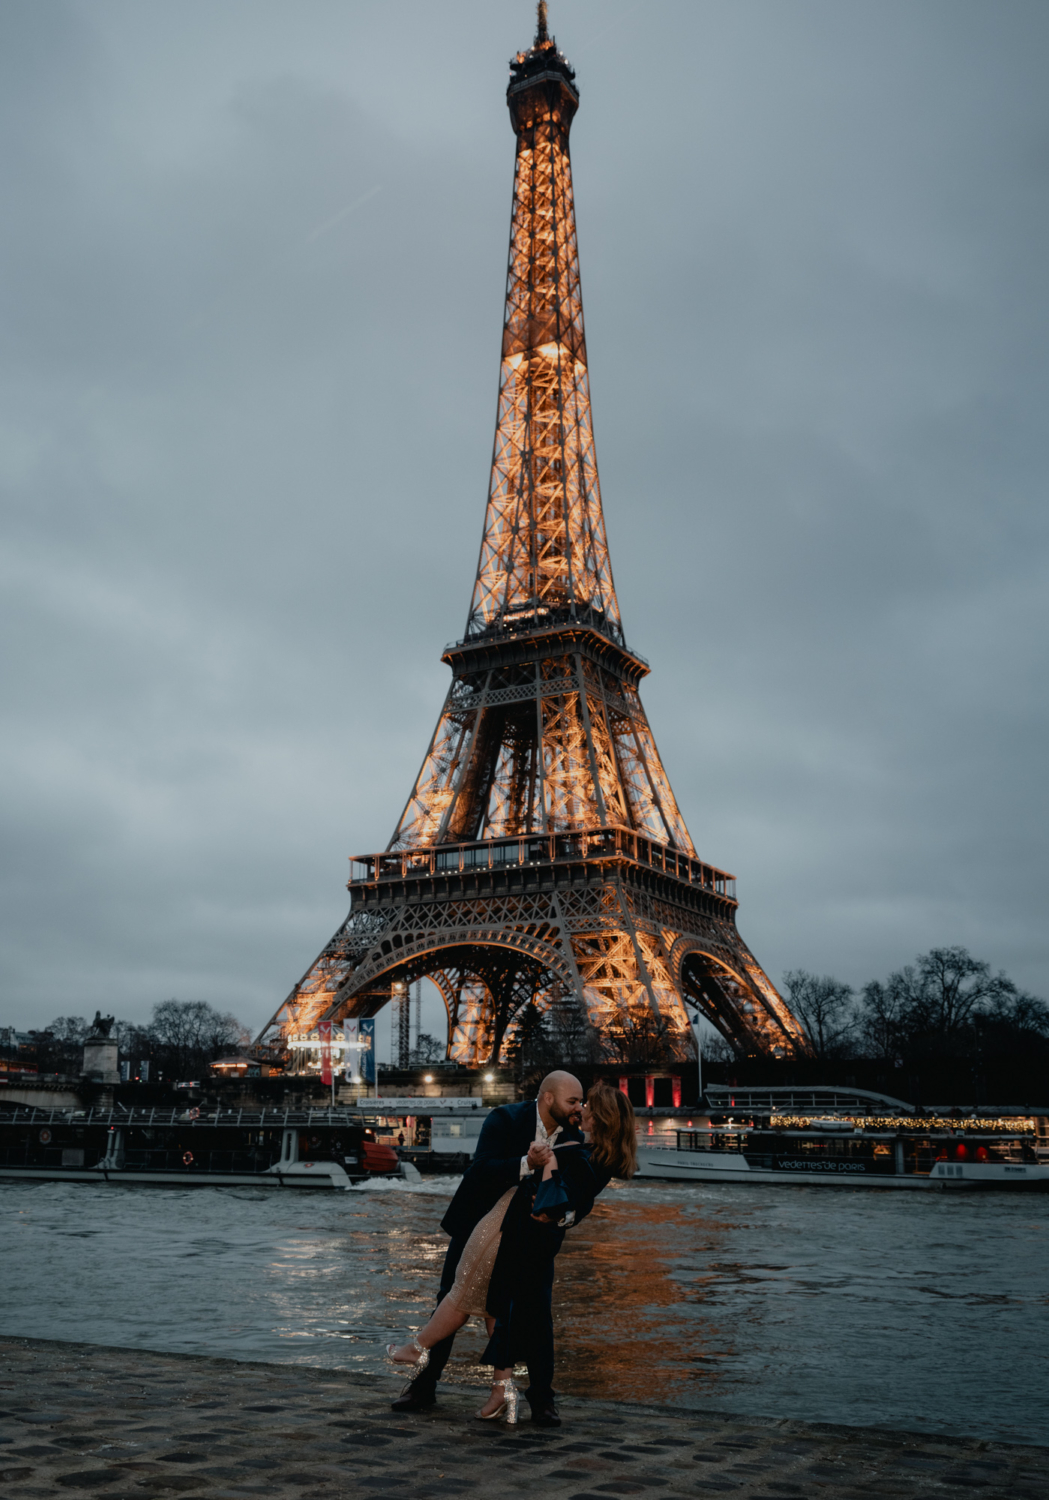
[536,1,549,44]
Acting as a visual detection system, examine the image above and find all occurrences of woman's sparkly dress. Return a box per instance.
[445,1187,517,1316]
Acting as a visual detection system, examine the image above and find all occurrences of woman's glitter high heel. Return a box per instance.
[385,1337,430,1380]
[476,1376,518,1425]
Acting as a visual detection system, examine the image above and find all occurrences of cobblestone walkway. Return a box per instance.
[1,1337,1045,1499]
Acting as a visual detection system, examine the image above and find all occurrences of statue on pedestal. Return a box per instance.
[82,1013,120,1084]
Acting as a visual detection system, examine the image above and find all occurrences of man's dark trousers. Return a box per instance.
[402,1233,557,1411]
[520,1254,556,1410]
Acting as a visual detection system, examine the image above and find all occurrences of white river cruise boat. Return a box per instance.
[635,1089,1049,1191]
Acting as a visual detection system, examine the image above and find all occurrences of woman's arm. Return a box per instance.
[530,1143,596,1223]
[552,1143,607,1226]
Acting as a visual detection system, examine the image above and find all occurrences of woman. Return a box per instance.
[387,1082,637,1422]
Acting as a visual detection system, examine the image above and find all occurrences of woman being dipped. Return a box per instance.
[387,1082,637,1423]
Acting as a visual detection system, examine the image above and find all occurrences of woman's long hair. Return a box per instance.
[586,1083,637,1179]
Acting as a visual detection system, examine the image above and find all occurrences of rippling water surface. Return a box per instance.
[3,1176,1047,1445]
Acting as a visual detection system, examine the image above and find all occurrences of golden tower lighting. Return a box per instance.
[259,6,809,1069]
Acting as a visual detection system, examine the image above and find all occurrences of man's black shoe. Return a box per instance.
[530,1402,562,1427]
[390,1386,436,1413]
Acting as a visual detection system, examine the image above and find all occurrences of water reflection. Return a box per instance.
[552,1195,738,1407]
[2,1176,1047,1445]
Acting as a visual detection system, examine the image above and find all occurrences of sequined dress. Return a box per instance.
[446,1186,517,1317]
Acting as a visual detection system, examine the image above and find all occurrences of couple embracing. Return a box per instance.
[387,1073,637,1426]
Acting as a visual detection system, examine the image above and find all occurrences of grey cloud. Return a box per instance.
[1,0,1046,1045]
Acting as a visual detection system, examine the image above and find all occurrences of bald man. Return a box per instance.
[392,1070,584,1425]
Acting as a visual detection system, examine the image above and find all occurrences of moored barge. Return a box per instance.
[636,1116,1049,1189]
[0,1104,402,1188]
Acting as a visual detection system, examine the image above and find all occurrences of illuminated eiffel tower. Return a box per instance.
[258,5,808,1068]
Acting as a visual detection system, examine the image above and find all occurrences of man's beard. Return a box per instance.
[550,1102,582,1129]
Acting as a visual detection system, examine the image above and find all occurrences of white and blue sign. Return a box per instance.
[343,1017,376,1084]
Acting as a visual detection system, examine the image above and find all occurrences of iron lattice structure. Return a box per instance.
[258,10,809,1069]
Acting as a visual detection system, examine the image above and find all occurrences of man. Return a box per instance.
[392,1070,584,1426]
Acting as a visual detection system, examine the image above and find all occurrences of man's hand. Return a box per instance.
[530,1211,555,1224]
[527,1142,553,1171]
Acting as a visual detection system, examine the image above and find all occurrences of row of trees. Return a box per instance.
[776,947,1049,1067]
[19,1001,249,1080]
[12,948,1039,1091]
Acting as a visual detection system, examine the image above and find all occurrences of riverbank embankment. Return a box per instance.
[1,1336,1045,1499]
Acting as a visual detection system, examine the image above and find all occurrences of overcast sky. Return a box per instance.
[2,0,1047,1054]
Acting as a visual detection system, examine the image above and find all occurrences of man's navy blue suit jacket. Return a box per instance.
[439,1098,583,1242]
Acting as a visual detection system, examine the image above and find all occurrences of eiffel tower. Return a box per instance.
[258,5,809,1069]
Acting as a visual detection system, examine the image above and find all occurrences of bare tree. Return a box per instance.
[505,990,601,1073]
[857,975,910,1060]
[982,989,1049,1035]
[781,971,856,1061]
[36,1016,92,1074]
[49,1016,90,1048]
[856,947,1047,1063]
[543,991,604,1065]
[600,1006,679,1067]
[700,1029,739,1064]
[904,948,1015,1036]
[408,1032,446,1064]
[148,1000,248,1077]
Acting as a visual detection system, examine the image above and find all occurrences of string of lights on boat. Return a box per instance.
[767,1114,1036,1134]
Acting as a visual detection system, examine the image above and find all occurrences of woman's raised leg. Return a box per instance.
[387,1294,469,1368]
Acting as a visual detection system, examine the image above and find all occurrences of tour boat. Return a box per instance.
[635,1120,1049,1190]
[0,1103,403,1188]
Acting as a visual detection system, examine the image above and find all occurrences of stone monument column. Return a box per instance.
[82,1013,120,1084]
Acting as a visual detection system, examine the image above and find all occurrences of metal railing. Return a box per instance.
[351,824,735,898]
[448,604,640,663]
[704,1085,916,1114]
[0,1104,375,1130]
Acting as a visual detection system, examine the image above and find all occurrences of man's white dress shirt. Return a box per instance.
[519,1104,562,1178]
[521,1102,574,1226]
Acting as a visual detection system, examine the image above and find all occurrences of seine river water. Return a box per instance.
[3,1176,1047,1446]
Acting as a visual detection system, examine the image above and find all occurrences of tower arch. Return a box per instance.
[316,933,579,1067]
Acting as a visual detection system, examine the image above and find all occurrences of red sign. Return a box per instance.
[318,1021,332,1086]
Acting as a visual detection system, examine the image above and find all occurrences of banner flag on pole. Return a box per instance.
[359,1018,376,1084]
[318,1021,333,1087]
[343,1019,359,1082]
